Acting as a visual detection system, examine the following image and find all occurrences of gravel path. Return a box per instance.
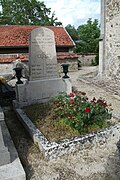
[3,66,120,180]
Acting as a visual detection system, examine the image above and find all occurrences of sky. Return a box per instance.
[44,0,100,28]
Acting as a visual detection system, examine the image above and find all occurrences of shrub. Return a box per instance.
[50,91,112,133]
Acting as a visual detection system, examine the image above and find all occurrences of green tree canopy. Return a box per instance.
[65,24,78,41]
[0,0,62,26]
[76,18,100,53]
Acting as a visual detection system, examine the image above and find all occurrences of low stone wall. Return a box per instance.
[0,61,29,80]
[15,108,120,160]
[58,59,78,73]
[0,63,13,76]
[77,54,96,66]
[0,53,78,80]
[0,53,97,75]
[0,60,78,81]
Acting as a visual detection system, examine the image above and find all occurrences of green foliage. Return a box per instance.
[0,0,62,26]
[65,18,100,54]
[65,24,79,41]
[51,91,112,133]
[76,18,100,53]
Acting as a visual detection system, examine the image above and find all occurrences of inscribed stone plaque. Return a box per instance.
[29,27,59,80]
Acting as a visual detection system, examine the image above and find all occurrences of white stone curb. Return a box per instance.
[15,108,120,160]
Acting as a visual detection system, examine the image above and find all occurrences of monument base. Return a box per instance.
[14,78,72,107]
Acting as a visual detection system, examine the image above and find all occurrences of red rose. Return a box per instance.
[70,93,74,97]
[84,107,91,113]
[70,99,74,104]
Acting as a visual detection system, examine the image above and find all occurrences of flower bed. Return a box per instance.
[50,90,112,135]
[23,90,113,142]
[14,90,120,160]
[15,107,120,160]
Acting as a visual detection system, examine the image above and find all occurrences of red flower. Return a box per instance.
[84,107,91,113]
[70,99,74,104]
[97,99,107,107]
[70,93,75,97]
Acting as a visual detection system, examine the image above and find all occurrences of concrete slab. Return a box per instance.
[0,125,10,166]
[0,106,4,121]
[0,158,26,180]
[0,106,26,180]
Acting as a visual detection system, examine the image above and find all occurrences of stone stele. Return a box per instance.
[29,27,59,81]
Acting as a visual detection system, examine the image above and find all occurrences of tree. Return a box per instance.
[65,24,79,41]
[76,18,100,53]
[0,0,62,26]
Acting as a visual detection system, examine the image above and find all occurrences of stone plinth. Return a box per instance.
[14,78,72,107]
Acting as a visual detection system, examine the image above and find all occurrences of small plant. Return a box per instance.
[50,91,112,133]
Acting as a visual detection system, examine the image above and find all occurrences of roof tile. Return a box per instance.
[0,26,74,47]
[57,53,78,60]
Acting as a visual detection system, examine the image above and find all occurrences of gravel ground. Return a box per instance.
[2,66,120,180]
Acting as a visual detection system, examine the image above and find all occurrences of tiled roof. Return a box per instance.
[0,54,28,63]
[0,53,78,63]
[57,53,78,60]
[0,26,74,47]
